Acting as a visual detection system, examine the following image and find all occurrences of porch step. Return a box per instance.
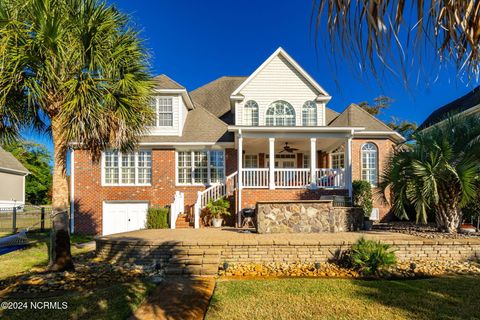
[175,214,192,229]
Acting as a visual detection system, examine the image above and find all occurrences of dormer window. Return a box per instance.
[266,100,295,126]
[149,96,173,127]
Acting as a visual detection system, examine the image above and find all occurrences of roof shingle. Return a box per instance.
[328,103,395,131]
[152,74,185,90]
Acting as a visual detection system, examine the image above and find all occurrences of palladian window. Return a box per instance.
[265,101,295,126]
[302,101,317,126]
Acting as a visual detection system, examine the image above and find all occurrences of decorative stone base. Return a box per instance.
[256,200,363,233]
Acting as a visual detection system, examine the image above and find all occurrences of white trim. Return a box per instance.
[231,47,331,98]
[360,142,379,187]
[138,142,235,147]
[101,150,152,187]
[228,126,365,133]
[70,148,75,233]
[0,167,29,176]
[175,149,226,186]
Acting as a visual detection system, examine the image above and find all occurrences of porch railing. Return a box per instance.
[240,168,345,189]
[242,168,269,188]
[274,168,310,188]
[315,168,345,188]
[193,171,238,228]
[169,191,184,229]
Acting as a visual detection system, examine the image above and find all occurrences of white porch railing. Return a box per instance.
[242,168,269,188]
[193,172,238,229]
[169,191,184,229]
[274,168,310,188]
[316,168,345,188]
[240,168,345,189]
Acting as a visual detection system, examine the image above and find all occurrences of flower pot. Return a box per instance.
[212,218,223,228]
[363,219,373,231]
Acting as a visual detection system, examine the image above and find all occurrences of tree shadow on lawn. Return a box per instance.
[352,275,480,319]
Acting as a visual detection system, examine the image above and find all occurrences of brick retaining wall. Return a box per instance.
[96,238,480,276]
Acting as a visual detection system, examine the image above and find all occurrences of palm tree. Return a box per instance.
[0,0,154,271]
[380,116,480,233]
[312,1,480,80]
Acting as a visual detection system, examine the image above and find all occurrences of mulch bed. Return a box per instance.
[373,222,480,239]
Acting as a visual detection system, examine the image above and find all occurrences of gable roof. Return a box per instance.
[329,103,395,131]
[0,147,28,175]
[231,47,331,99]
[418,85,480,130]
[140,106,233,144]
[152,74,185,90]
[190,76,247,121]
[325,108,340,125]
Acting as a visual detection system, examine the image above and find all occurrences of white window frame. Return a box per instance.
[175,150,226,186]
[244,154,258,168]
[149,96,174,127]
[102,150,152,186]
[302,101,317,126]
[243,100,259,126]
[361,142,378,186]
[330,145,345,169]
[265,100,296,126]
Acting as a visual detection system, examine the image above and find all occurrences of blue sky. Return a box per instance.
[24,0,478,153]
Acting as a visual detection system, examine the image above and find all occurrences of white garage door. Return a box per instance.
[103,202,148,236]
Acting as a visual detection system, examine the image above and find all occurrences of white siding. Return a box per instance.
[237,55,325,126]
[178,96,188,136]
[147,95,182,136]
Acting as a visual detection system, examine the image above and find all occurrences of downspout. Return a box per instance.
[69,148,75,233]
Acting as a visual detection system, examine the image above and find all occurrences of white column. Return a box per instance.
[345,136,353,197]
[237,134,243,227]
[269,137,275,189]
[310,138,317,187]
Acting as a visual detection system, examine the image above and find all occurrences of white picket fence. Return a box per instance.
[169,191,184,229]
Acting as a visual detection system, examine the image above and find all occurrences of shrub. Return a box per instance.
[350,237,396,276]
[146,207,169,229]
[206,197,231,219]
[352,180,373,218]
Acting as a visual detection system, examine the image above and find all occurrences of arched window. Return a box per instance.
[331,145,344,169]
[361,143,378,186]
[265,101,295,126]
[243,100,259,126]
[302,101,317,126]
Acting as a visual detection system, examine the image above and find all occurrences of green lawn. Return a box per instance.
[0,232,155,319]
[207,277,480,320]
[0,279,155,320]
[0,232,93,279]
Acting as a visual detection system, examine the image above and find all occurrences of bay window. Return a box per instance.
[103,150,152,185]
[177,150,225,185]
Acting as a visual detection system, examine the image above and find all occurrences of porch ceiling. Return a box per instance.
[241,137,343,154]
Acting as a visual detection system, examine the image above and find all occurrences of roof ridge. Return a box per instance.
[152,74,185,89]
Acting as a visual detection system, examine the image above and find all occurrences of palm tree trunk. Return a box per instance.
[435,203,462,233]
[47,116,74,271]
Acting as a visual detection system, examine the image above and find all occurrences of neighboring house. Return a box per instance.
[418,85,480,131]
[0,147,29,209]
[71,48,404,235]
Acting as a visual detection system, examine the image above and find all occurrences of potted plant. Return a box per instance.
[352,180,374,231]
[206,197,231,228]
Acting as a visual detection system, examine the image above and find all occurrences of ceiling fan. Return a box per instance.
[279,142,299,153]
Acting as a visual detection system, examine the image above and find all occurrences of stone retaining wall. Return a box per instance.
[96,238,480,276]
[256,200,363,233]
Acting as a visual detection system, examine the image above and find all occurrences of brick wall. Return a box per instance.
[351,138,396,220]
[73,149,206,235]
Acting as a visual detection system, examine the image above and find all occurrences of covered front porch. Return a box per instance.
[232,127,359,194]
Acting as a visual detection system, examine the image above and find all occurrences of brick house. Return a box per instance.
[71,48,404,235]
